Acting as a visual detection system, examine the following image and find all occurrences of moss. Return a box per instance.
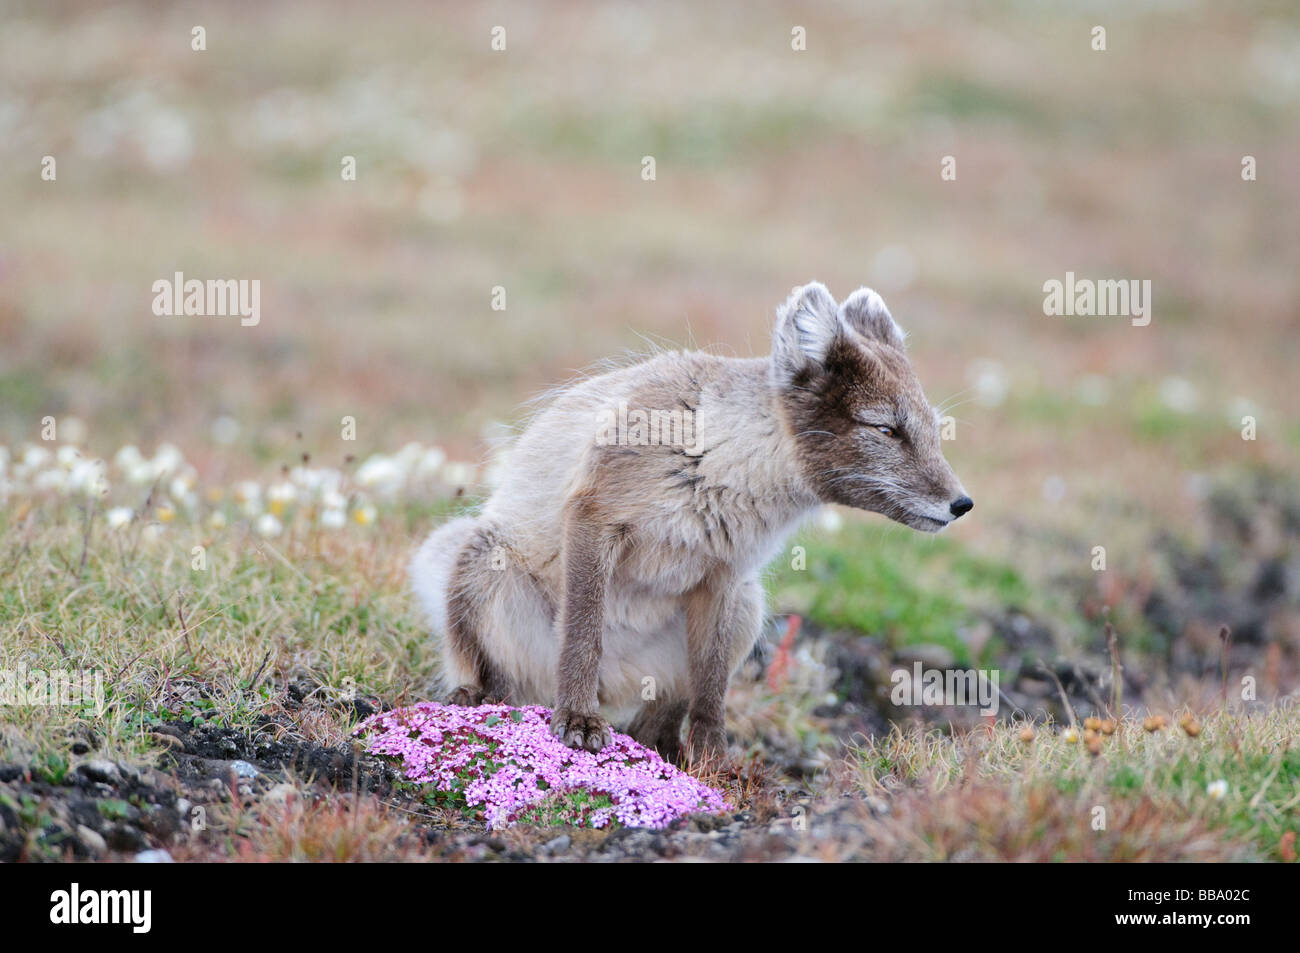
[768,521,1035,666]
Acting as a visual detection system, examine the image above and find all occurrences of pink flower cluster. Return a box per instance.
[356,702,729,830]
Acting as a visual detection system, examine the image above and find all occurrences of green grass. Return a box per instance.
[857,709,1300,861]
[1,482,1294,861]
[768,520,1035,666]
[515,789,618,828]
[0,498,437,767]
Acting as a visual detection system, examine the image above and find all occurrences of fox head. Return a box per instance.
[771,281,972,532]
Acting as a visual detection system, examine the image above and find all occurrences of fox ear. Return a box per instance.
[839,287,906,349]
[772,281,842,376]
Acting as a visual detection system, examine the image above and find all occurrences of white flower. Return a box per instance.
[114,445,145,471]
[1159,376,1199,414]
[1206,779,1229,800]
[126,462,155,486]
[267,482,298,515]
[967,359,1008,408]
[319,508,346,529]
[106,507,133,529]
[208,511,227,530]
[234,480,261,502]
[33,469,68,493]
[169,469,197,501]
[149,443,185,479]
[396,442,425,469]
[22,445,52,471]
[1226,396,1257,423]
[141,522,165,542]
[255,513,283,538]
[140,107,193,172]
[818,508,844,534]
[355,454,405,495]
[441,461,476,487]
[352,503,377,527]
[67,459,110,498]
[290,465,343,498]
[56,445,83,468]
[417,446,447,478]
[320,488,347,511]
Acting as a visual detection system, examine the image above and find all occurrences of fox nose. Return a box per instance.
[949,495,974,518]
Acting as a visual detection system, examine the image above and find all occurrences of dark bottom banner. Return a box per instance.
[0,861,1282,940]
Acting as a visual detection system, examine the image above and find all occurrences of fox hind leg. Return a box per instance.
[445,684,505,706]
[442,523,520,706]
[626,696,688,764]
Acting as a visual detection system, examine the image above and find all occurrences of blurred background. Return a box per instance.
[2,0,1298,692]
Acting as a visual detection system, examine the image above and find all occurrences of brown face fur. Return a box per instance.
[775,286,969,532]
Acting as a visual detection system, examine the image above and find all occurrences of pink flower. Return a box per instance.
[356,703,729,830]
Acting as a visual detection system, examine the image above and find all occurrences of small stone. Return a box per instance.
[230,759,259,779]
[540,834,571,855]
[263,783,297,807]
[106,823,147,852]
[77,759,119,784]
[135,849,174,863]
[76,824,107,853]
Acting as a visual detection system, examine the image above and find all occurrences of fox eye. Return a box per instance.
[873,425,898,438]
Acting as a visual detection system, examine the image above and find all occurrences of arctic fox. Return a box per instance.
[410,282,972,761]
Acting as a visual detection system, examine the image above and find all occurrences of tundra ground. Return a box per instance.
[1,1,1298,861]
[0,466,1296,862]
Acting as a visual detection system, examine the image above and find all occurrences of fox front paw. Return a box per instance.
[549,707,611,753]
[686,722,728,765]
